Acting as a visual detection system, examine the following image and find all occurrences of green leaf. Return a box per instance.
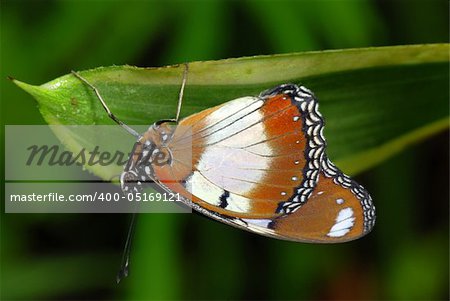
[12,44,449,179]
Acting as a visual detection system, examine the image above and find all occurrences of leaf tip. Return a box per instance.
[10,78,43,97]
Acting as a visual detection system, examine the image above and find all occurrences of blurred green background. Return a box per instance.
[1,0,449,300]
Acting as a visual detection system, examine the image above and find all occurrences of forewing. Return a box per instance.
[155,84,326,219]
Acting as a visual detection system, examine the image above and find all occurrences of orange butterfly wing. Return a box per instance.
[134,84,375,242]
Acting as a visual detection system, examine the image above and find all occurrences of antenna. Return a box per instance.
[175,63,189,123]
[154,63,189,125]
[71,71,141,139]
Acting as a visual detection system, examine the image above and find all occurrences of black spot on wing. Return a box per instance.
[219,190,230,209]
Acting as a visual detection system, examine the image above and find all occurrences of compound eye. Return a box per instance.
[120,170,142,194]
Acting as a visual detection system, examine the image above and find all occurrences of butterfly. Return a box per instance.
[72,65,375,244]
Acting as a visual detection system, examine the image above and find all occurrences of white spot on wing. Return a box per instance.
[327,229,351,237]
[225,193,251,213]
[337,207,353,221]
[336,198,344,204]
[241,218,275,235]
[186,172,253,213]
[242,218,272,228]
[186,171,223,206]
[144,166,151,175]
[327,207,355,237]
